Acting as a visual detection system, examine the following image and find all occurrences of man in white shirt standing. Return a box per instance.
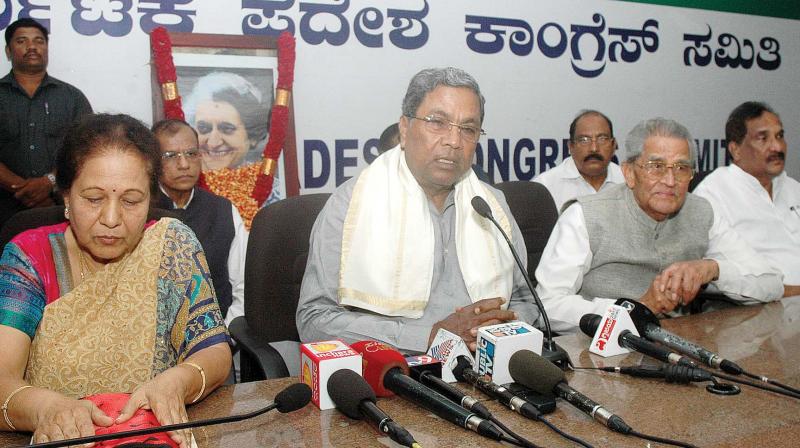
[534,110,624,212]
[535,117,785,333]
[694,102,800,295]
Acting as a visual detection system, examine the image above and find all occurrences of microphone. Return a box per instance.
[471,195,571,368]
[328,369,420,448]
[641,323,743,374]
[620,306,799,395]
[451,355,541,420]
[597,364,715,384]
[406,354,492,419]
[508,350,632,434]
[350,341,504,441]
[580,314,696,367]
[417,371,492,419]
[615,299,743,374]
[21,383,311,448]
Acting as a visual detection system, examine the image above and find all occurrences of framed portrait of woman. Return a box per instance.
[151,33,299,228]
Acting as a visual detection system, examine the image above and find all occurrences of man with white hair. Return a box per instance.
[535,117,784,333]
[297,67,540,352]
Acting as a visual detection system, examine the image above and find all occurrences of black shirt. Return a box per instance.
[0,71,92,227]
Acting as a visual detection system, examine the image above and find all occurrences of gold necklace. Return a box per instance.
[77,248,95,281]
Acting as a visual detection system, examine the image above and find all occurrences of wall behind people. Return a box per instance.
[2,1,797,191]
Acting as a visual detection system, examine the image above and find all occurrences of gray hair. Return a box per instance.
[402,67,485,123]
[624,118,697,168]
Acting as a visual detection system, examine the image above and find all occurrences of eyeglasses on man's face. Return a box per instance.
[161,149,201,162]
[635,160,694,181]
[573,135,613,147]
[407,114,485,143]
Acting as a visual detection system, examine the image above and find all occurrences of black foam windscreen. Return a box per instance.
[614,298,661,335]
[451,356,473,382]
[471,196,493,218]
[327,369,376,419]
[274,383,313,413]
[508,350,565,395]
[579,314,602,337]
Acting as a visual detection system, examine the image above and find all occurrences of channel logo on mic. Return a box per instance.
[477,338,496,376]
[595,308,620,351]
[475,321,543,384]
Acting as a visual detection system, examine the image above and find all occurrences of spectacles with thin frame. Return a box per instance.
[162,149,201,162]
[406,115,485,143]
[573,135,613,147]
[635,160,694,181]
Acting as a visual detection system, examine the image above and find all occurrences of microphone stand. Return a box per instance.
[472,197,571,369]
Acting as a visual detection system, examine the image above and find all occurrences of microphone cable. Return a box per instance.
[713,370,800,400]
[738,368,800,396]
[500,433,532,447]
[627,429,699,448]
[576,364,800,400]
[490,418,543,448]
[534,417,594,448]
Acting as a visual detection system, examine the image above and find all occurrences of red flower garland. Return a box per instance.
[251,32,296,206]
[149,27,185,121]
[150,28,211,189]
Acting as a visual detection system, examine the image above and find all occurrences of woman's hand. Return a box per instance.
[32,396,113,446]
[116,367,193,448]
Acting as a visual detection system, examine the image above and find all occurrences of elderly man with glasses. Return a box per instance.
[152,119,248,327]
[535,118,784,333]
[297,67,540,353]
[534,110,625,212]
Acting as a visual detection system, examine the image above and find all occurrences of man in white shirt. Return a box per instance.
[536,117,785,333]
[694,102,800,295]
[152,119,248,326]
[534,110,624,212]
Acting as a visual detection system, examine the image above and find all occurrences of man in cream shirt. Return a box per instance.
[534,110,624,212]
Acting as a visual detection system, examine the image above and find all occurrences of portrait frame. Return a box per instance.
[151,32,300,198]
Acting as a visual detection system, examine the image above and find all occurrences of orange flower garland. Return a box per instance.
[201,163,262,229]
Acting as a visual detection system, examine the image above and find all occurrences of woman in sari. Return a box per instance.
[0,114,232,447]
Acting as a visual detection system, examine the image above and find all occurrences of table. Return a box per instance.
[3,298,799,447]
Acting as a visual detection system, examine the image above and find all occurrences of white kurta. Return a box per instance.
[694,164,800,285]
[535,199,785,333]
[534,156,625,212]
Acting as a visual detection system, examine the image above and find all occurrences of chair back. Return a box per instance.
[243,193,331,344]
[0,206,180,250]
[494,181,558,285]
